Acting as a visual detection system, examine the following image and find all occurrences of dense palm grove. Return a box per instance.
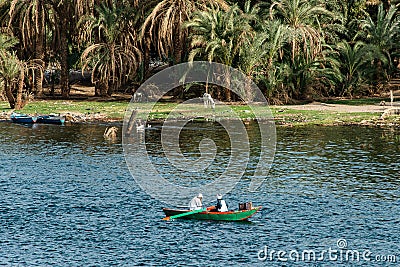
[0,0,399,108]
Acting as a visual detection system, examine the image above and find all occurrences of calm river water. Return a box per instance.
[0,122,399,266]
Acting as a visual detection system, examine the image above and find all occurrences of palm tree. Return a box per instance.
[5,0,98,98]
[0,52,22,108]
[0,33,43,108]
[186,5,253,101]
[0,33,20,108]
[0,32,18,51]
[262,20,289,71]
[286,54,328,99]
[361,4,400,58]
[187,6,252,66]
[317,1,348,44]
[239,20,289,100]
[258,62,292,104]
[7,0,48,97]
[141,0,229,65]
[329,41,387,96]
[269,0,333,62]
[79,3,142,96]
[360,3,400,82]
[239,32,269,80]
[49,0,80,98]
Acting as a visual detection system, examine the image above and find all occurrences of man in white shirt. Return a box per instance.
[216,194,228,212]
[189,193,203,210]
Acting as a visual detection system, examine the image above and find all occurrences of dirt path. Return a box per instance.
[274,102,400,113]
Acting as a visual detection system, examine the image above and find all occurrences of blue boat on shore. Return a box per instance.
[10,113,65,125]
[37,115,65,125]
[10,113,37,124]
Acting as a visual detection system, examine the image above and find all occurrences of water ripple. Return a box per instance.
[0,123,399,266]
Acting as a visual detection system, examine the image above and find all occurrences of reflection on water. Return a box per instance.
[0,122,399,266]
[270,126,400,201]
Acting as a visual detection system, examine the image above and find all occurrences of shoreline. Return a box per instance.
[1,100,399,127]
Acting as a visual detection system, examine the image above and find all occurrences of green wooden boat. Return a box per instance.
[162,206,261,221]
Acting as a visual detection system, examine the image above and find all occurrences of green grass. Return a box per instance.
[324,98,389,105]
[1,99,397,126]
[0,102,10,110]
[2,100,129,119]
[133,102,272,120]
[270,108,382,126]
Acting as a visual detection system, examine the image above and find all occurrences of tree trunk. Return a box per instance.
[103,82,109,97]
[5,82,16,109]
[224,66,231,102]
[60,42,69,98]
[143,37,151,79]
[107,81,114,96]
[96,82,108,97]
[172,17,187,65]
[33,69,44,97]
[60,7,70,98]
[174,36,184,99]
[15,70,25,109]
[95,82,100,96]
[224,80,231,102]
[244,75,253,102]
[173,41,183,64]
[108,46,115,96]
[34,0,45,97]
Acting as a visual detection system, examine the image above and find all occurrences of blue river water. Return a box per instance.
[0,122,399,266]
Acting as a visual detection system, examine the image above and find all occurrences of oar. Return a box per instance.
[162,208,206,221]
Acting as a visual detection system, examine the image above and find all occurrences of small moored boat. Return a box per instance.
[36,115,65,125]
[163,206,261,221]
[10,113,37,124]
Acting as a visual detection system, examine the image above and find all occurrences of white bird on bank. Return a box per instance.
[136,123,145,131]
[136,120,152,132]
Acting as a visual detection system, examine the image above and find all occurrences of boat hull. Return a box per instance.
[37,115,65,125]
[11,113,65,124]
[163,206,261,221]
[10,113,37,123]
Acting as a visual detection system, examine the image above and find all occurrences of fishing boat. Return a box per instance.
[162,206,261,221]
[10,113,37,124]
[36,115,65,125]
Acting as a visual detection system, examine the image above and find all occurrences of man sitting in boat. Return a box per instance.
[189,193,203,210]
[216,194,228,212]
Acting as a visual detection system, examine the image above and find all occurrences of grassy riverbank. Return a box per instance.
[0,100,128,122]
[1,98,399,126]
